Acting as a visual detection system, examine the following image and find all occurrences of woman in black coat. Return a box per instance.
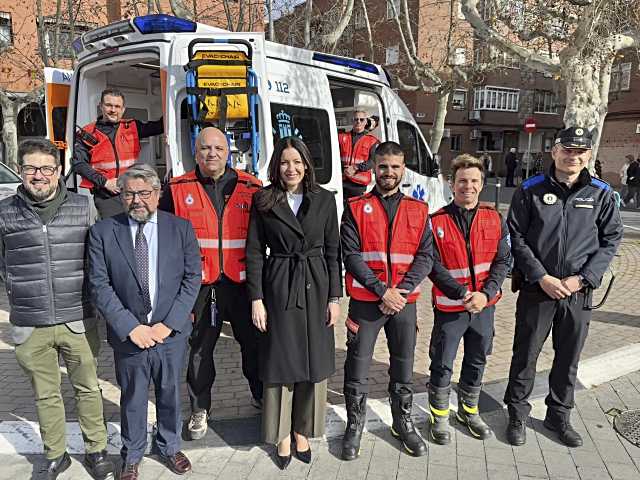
[246,136,342,469]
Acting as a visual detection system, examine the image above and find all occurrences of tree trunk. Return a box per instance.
[266,0,275,41]
[169,0,193,20]
[0,93,21,171]
[304,0,313,47]
[560,53,613,169]
[319,0,354,52]
[429,91,450,155]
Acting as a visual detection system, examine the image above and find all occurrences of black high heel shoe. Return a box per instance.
[275,443,291,470]
[292,434,312,464]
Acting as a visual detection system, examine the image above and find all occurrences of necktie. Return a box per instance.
[135,222,152,315]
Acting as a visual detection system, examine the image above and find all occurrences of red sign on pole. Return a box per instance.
[524,117,537,134]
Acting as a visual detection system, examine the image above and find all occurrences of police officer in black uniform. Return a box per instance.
[504,127,623,447]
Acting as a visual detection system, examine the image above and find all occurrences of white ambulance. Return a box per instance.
[45,14,451,216]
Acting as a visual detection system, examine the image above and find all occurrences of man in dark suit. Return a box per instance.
[88,164,201,480]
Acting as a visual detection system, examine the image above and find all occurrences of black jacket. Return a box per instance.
[246,186,342,383]
[508,166,622,289]
[0,187,94,326]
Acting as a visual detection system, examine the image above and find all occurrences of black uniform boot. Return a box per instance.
[390,392,427,457]
[456,383,492,440]
[428,383,452,445]
[342,393,367,461]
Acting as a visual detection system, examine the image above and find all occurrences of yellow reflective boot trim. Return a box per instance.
[429,405,449,417]
[461,403,479,415]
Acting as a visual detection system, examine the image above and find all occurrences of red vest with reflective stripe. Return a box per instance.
[345,193,428,303]
[79,120,140,189]
[430,205,502,312]
[169,169,262,284]
[338,132,378,186]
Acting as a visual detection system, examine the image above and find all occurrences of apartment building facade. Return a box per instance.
[276,0,639,181]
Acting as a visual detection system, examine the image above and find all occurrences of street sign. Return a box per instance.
[524,117,537,133]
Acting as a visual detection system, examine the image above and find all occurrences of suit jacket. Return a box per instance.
[88,210,201,353]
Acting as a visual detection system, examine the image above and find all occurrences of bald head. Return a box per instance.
[196,127,229,179]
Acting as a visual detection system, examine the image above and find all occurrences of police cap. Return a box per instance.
[554,126,593,150]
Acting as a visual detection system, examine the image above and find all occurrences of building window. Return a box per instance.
[473,86,519,112]
[42,18,94,59]
[478,131,503,152]
[387,0,400,20]
[451,47,466,66]
[474,44,519,69]
[611,62,632,92]
[450,134,462,151]
[0,12,12,46]
[451,90,467,110]
[385,45,399,65]
[534,90,559,114]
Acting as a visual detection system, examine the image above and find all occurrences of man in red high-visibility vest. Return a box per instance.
[338,109,379,200]
[340,141,433,460]
[159,127,263,441]
[72,88,163,219]
[427,154,510,445]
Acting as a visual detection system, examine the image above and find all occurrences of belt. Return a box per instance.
[270,247,324,309]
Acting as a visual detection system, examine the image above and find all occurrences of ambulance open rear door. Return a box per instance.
[44,67,73,173]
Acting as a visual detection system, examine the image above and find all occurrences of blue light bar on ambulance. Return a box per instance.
[83,20,134,44]
[133,14,197,34]
[312,53,379,75]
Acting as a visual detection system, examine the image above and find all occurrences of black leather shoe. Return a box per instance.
[543,418,583,447]
[84,450,115,479]
[507,417,527,446]
[45,452,72,480]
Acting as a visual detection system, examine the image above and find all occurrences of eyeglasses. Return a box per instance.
[21,165,58,176]
[122,190,155,200]
[353,117,367,122]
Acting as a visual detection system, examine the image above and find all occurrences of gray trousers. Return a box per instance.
[262,380,327,444]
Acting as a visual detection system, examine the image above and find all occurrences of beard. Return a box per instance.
[127,203,153,222]
[25,180,58,202]
[376,175,402,193]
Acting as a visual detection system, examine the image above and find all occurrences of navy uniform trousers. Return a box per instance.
[504,288,591,421]
[114,335,188,464]
[344,300,418,396]
[429,306,495,388]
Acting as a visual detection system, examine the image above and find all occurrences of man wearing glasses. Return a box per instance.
[504,127,622,447]
[338,109,379,200]
[0,139,114,479]
[88,164,200,480]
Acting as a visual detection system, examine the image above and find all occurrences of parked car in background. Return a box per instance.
[0,162,21,201]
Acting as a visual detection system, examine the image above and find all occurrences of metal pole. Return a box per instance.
[494,180,501,210]
[525,132,533,179]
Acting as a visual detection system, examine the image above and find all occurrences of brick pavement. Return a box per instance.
[3,369,640,479]
[0,236,639,423]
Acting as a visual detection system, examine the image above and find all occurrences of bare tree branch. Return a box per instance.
[169,0,193,19]
[319,0,354,52]
[358,0,374,62]
[304,0,312,47]
[460,0,560,74]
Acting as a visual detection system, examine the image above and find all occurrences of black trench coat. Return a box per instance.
[246,186,342,384]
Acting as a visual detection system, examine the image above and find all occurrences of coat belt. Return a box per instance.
[270,247,324,310]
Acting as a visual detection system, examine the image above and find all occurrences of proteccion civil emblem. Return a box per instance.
[363,203,373,214]
[543,193,557,205]
[185,193,194,206]
[437,227,444,238]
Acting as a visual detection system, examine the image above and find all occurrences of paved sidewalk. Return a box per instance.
[0,235,639,422]
[2,370,640,479]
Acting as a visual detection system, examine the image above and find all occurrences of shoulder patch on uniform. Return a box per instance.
[590,178,611,192]
[522,174,545,190]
